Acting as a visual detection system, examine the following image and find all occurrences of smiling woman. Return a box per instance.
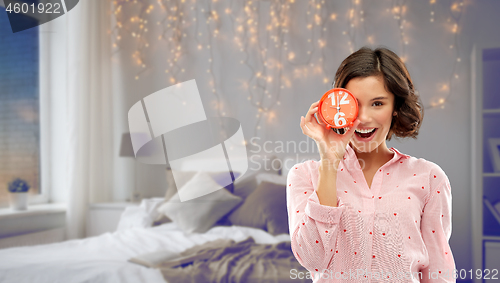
[290,46,455,283]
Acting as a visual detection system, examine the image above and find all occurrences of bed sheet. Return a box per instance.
[0,223,291,283]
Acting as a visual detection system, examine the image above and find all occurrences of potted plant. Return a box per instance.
[7,178,30,211]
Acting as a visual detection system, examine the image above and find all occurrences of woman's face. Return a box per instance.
[344,75,396,153]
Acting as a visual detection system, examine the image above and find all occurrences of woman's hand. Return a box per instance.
[300,101,361,164]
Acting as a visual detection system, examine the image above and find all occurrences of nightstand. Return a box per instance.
[86,202,139,237]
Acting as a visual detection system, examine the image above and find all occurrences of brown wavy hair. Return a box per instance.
[332,46,423,141]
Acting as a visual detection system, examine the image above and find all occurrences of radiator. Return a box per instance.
[0,228,66,249]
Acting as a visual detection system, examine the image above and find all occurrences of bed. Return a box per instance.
[0,154,318,283]
[0,223,303,283]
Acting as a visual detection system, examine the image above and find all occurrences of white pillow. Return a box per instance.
[157,172,242,234]
[116,206,152,231]
[116,198,165,231]
[140,197,167,222]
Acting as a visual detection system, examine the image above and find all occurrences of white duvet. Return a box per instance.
[0,223,290,283]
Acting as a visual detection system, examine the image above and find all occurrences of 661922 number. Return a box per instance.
[6,2,62,14]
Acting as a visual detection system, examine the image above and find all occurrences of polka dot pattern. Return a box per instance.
[286,146,453,279]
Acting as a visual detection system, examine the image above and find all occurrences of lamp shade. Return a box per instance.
[119,133,135,157]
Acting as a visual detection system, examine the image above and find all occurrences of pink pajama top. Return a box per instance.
[286,144,456,282]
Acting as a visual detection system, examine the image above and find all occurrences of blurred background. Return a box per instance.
[0,0,499,279]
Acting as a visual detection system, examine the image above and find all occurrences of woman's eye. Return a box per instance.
[373,102,383,106]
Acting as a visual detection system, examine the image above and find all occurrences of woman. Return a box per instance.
[287,46,456,282]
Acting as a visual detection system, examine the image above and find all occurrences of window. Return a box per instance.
[0,5,41,208]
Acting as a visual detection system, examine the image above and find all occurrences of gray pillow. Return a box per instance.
[232,171,260,200]
[230,154,281,200]
[228,181,288,235]
[164,170,197,201]
[157,172,242,234]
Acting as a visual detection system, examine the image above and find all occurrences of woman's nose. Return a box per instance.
[357,106,371,123]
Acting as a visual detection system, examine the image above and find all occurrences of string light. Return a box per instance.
[426,0,465,109]
[112,0,151,80]
[391,0,409,59]
[227,0,302,137]
[111,0,465,135]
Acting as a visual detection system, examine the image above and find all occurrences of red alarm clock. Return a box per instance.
[318,88,358,129]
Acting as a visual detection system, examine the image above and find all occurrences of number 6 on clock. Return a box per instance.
[318,88,359,129]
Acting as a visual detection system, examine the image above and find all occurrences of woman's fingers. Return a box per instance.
[311,101,328,126]
[301,115,319,141]
[300,116,308,132]
[300,116,306,130]
[300,116,312,137]
[306,107,319,123]
[304,104,321,132]
[301,101,325,141]
[308,101,320,114]
[315,112,326,126]
[305,103,319,122]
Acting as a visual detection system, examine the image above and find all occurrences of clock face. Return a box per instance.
[318,88,358,129]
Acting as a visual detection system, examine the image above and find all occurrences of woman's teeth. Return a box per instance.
[355,128,376,134]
